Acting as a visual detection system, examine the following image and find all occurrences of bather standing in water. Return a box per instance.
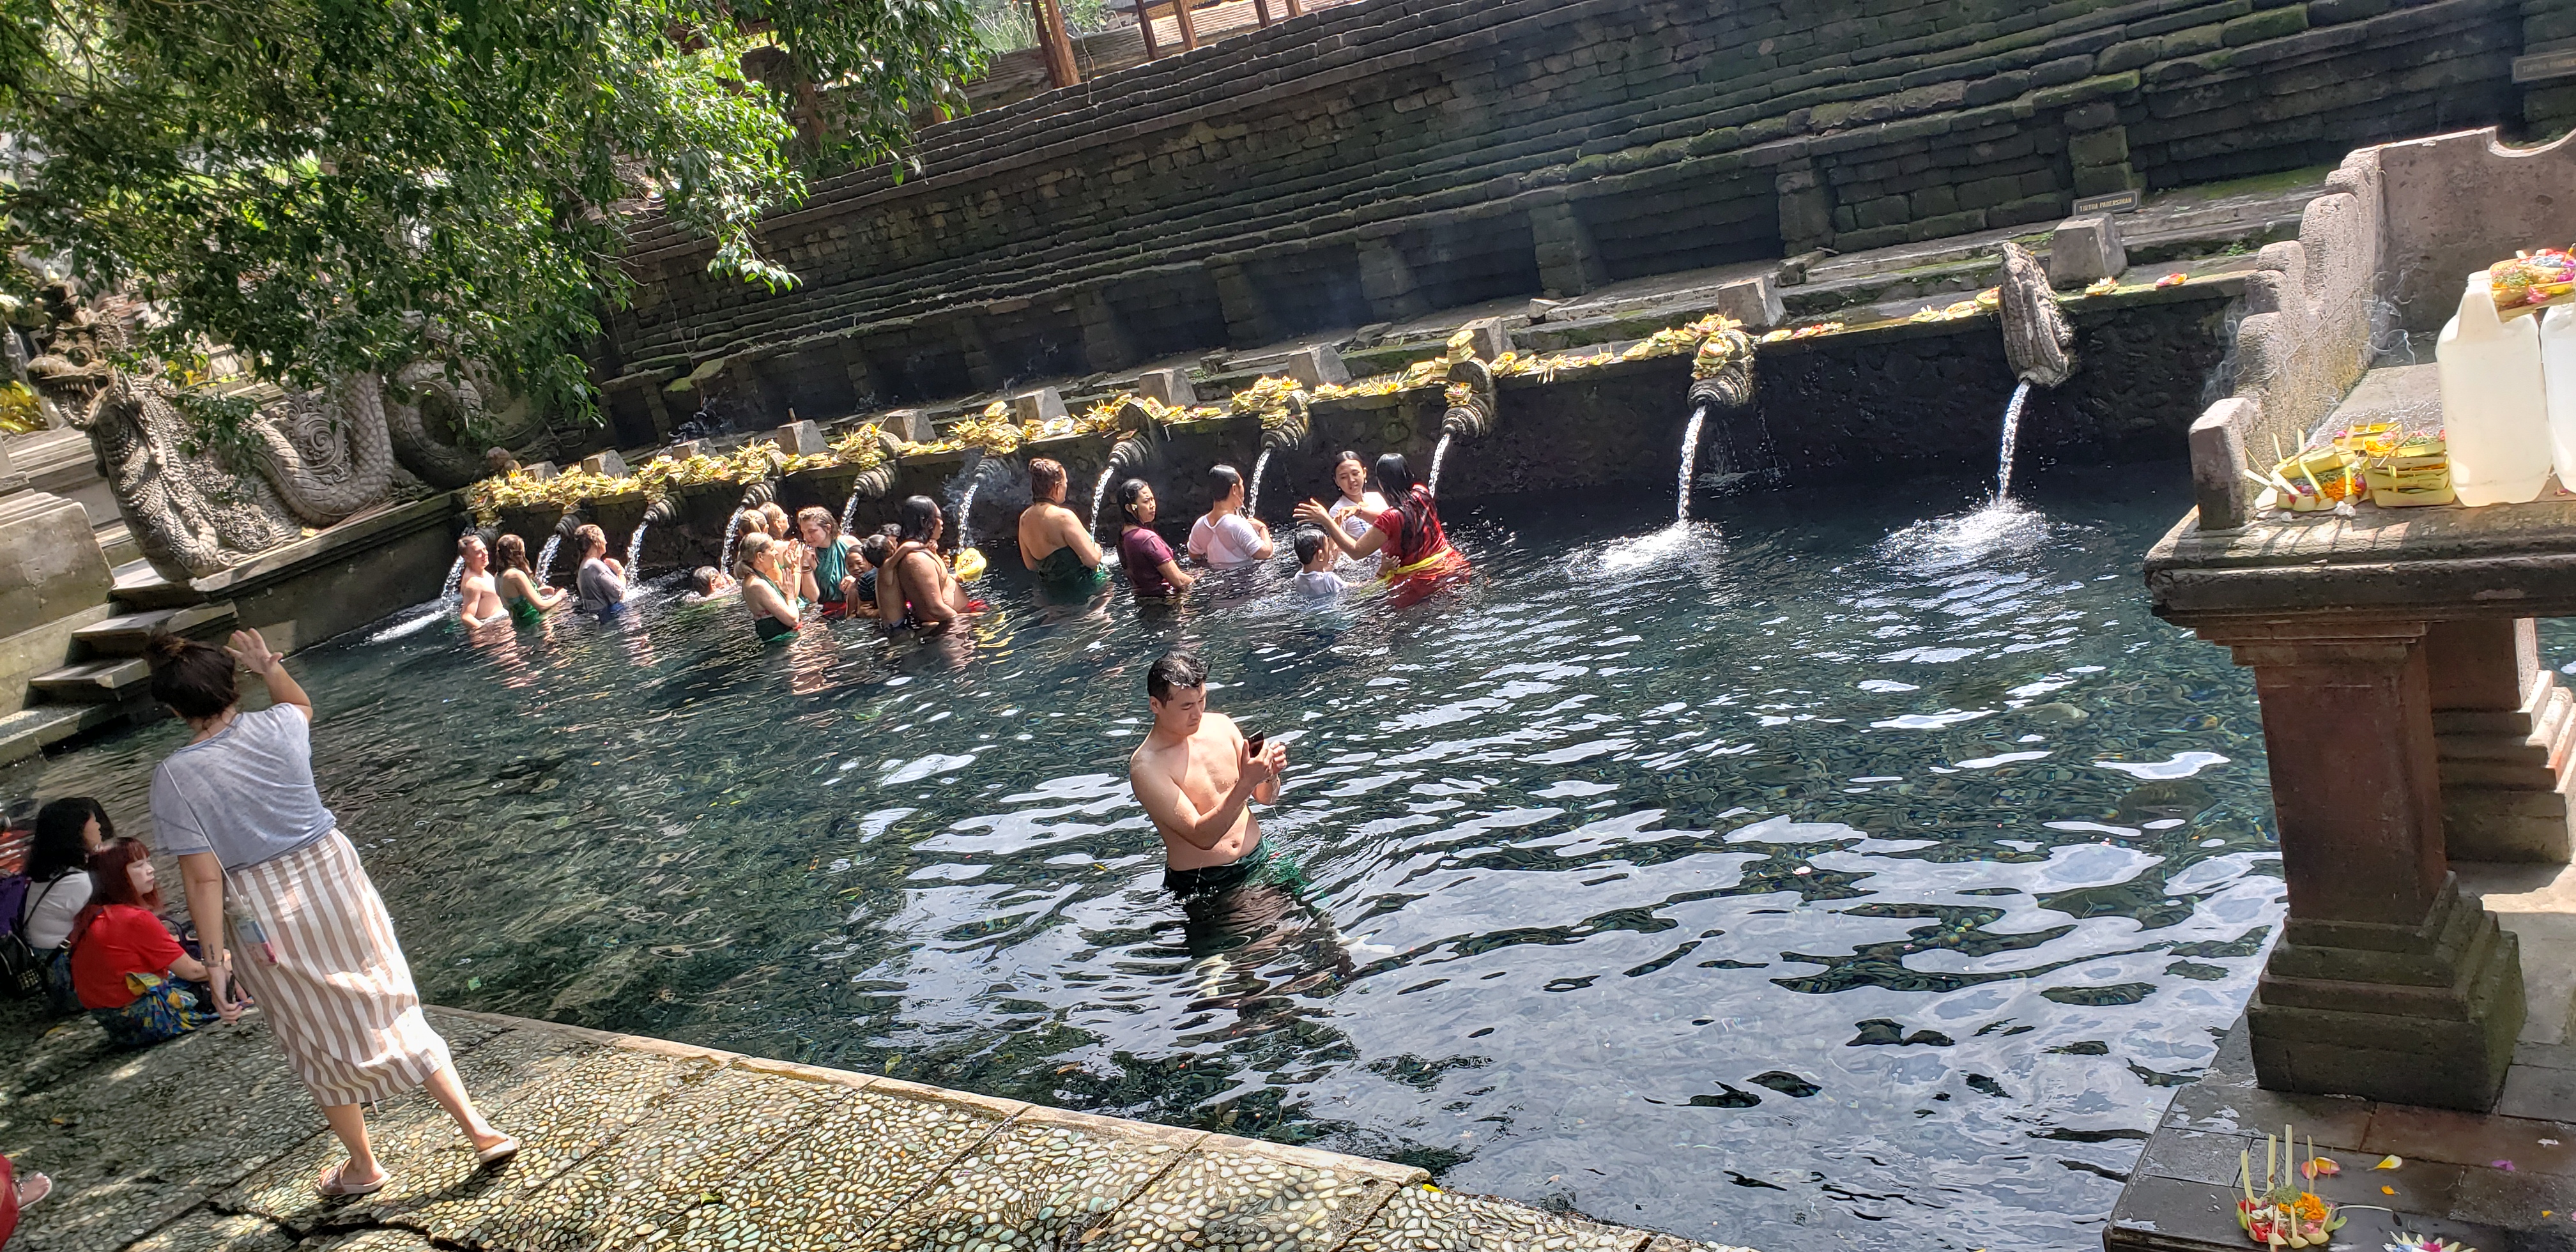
[796,507,862,618]
[1017,457,1107,599]
[1294,452,1468,597]
[1186,464,1275,569]
[1128,651,1287,899]
[877,496,972,630]
[1321,450,1390,576]
[1115,480,1194,600]
[491,535,567,625]
[570,524,627,616]
[454,537,506,628]
[734,533,804,643]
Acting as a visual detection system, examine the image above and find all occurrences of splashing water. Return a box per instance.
[438,556,464,602]
[717,509,751,576]
[1087,464,1119,536]
[535,534,564,585]
[956,482,981,553]
[624,521,651,586]
[841,490,863,535]
[1993,379,2033,503]
[1676,404,1709,523]
[1427,431,1455,498]
[1247,447,1274,519]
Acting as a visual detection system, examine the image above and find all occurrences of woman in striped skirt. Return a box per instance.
[145,629,518,1196]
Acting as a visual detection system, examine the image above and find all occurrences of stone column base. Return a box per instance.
[2248,874,2524,1111]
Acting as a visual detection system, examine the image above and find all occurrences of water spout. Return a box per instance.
[535,533,565,585]
[1993,379,2034,502]
[1676,404,1709,523]
[440,556,465,602]
[1090,432,1154,536]
[623,521,651,585]
[1427,431,1455,498]
[717,509,752,575]
[840,489,862,534]
[1247,447,1275,518]
[1087,464,1119,535]
[956,480,982,551]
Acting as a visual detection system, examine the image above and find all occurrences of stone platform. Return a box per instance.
[0,1002,1749,1252]
[2108,862,2576,1252]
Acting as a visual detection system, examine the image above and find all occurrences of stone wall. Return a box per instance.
[599,0,2538,441]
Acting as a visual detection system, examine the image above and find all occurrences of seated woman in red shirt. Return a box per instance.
[1293,452,1468,599]
[68,837,215,1047]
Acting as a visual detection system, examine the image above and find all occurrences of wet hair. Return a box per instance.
[1207,464,1243,505]
[795,506,836,540]
[144,632,237,721]
[690,566,723,595]
[86,837,160,911]
[574,523,608,558]
[456,533,485,558]
[1372,453,1434,556]
[857,533,892,569]
[29,797,112,882]
[896,495,942,544]
[734,531,776,582]
[1028,458,1066,501]
[1293,528,1327,566]
[1147,650,1208,702]
[760,502,792,536]
[1116,478,1153,530]
[496,533,533,572]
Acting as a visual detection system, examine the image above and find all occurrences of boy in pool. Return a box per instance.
[688,567,738,600]
[1128,652,1287,898]
[1289,528,1346,600]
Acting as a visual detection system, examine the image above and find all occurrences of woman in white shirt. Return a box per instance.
[21,798,109,993]
[1321,450,1390,576]
[1186,464,1275,569]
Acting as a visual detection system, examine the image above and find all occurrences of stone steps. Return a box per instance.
[109,558,207,611]
[26,657,151,705]
[2439,676,2576,863]
[71,601,237,658]
[0,703,119,768]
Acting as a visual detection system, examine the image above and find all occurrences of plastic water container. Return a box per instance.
[2438,271,2554,507]
[2540,305,2576,493]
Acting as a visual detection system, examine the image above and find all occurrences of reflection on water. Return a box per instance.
[1,462,2276,1252]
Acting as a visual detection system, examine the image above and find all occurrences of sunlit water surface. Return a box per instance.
[4,464,2282,1251]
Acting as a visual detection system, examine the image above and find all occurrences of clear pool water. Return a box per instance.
[4,462,2286,1251]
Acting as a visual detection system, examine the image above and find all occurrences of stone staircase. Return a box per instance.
[0,561,229,767]
[2437,669,2576,864]
[4,428,137,567]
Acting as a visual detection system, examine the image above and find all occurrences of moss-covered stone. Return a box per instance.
[2220,4,2308,45]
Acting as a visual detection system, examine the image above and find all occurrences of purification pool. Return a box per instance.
[8,462,2294,1250]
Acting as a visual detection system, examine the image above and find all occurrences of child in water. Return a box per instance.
[1290,529,1346,600]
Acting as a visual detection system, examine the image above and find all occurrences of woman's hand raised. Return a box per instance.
[1291,499,1333,528]
[224,628,284,674]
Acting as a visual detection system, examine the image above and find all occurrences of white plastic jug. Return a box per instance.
[2439,271,2554,507]
[2540,305,2576,493]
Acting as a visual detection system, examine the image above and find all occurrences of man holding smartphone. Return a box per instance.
[1128,650,1287,898]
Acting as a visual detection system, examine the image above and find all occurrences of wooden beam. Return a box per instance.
[1034,0,1080,86]
[1134,0,1160,56]
[1174,0,1198,49]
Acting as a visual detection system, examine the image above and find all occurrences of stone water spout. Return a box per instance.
[1439,356,1496,441]
[1685,321,1759,413]
[1089,399,1162,535]
[1997,240,2076,388]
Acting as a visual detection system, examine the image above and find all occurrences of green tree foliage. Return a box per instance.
[0,0,985,420]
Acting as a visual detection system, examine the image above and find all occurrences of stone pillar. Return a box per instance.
[1207,257,1278,348]
[1135,368,1196,407]
[1529,201,1608,298]
[1075,288,1136,372]
[1775,161,1834,256]
[951,312,1004,393]
[2428,618,2574,863]
[2201,619,2525,1111]
[2064,104,2137,201]
[1355,234,1429,323]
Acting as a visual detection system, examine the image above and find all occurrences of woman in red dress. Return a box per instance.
[1293,452,1468,599]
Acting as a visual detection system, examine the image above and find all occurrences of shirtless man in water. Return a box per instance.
[1128,651,1287,897]
[455,535,506,628]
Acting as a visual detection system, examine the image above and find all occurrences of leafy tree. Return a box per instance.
[0,0,985,422]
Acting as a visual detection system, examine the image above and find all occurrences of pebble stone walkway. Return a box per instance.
[0,1004,1761,1252]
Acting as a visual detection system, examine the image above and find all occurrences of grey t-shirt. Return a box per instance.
[576,557,627,613]
[150,705,337,871]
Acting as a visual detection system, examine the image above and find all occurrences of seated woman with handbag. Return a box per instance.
[67,837,216,1047]
[20,798,111,1008]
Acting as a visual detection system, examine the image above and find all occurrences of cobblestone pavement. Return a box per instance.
[0,1004,1759,1252]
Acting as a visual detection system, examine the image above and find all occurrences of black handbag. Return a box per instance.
[0,877,66,999]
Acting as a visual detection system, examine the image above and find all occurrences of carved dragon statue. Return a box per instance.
[20,282,507,579]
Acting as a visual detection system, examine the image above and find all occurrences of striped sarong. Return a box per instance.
[226,830,452,1106]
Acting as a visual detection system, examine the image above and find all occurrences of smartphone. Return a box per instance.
[1243,729,1266,754]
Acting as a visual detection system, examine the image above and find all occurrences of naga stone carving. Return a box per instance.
[386,359,492,489]
[76,370,303,579]
[1997,241,2076,388]
[1686,321,1759,412]
[252,373,395,527]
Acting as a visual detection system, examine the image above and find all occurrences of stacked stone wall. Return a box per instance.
[600,0,2539,438]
